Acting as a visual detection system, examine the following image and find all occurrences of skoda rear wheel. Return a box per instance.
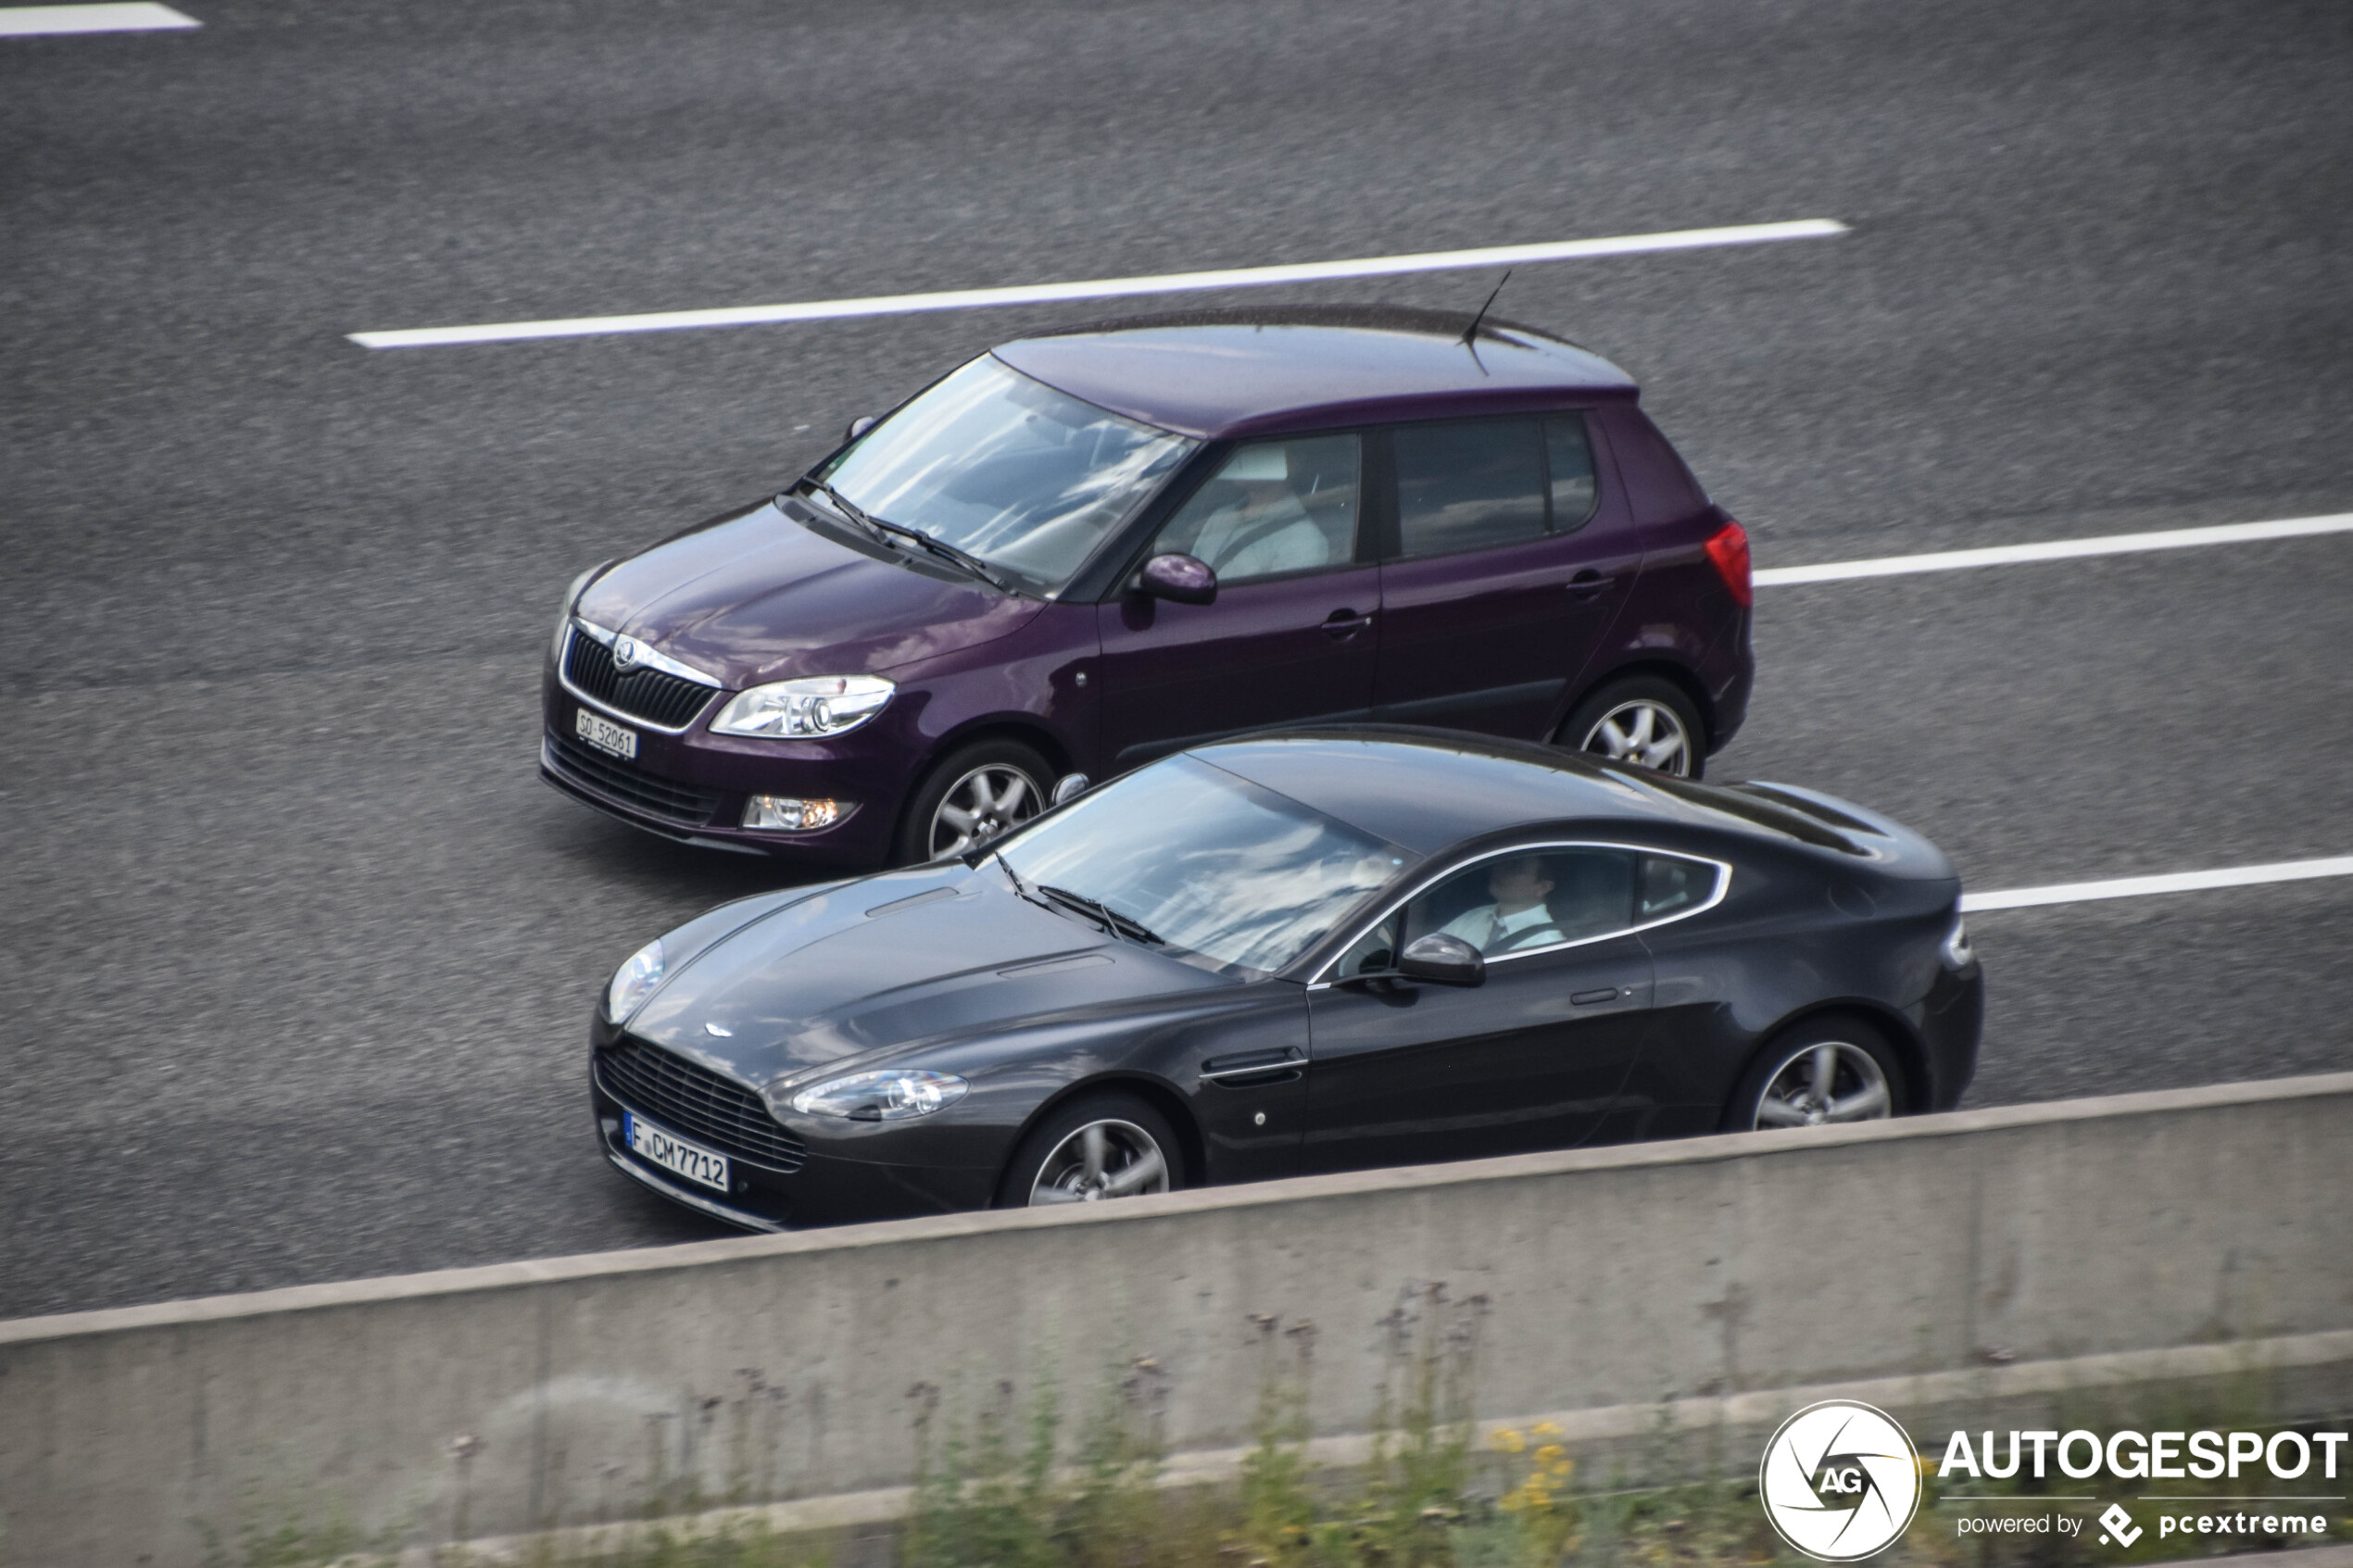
[1728,1018,1907,1132]
[999,1093,1184,1208]
[1560,676,1705,780]
[898,739,1051,864]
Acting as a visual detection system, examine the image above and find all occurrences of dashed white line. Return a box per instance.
[0,3,197,35]
[1755,514,2353,587]
[1961,856,2353,913]
[347,219,1850,348]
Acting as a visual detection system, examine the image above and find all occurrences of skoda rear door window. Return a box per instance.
[819,356,1197,595]
[1391,418,1549,558]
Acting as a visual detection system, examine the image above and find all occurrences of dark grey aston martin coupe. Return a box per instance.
[589,729,1982,1231]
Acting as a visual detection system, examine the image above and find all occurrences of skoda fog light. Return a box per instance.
[743,796,845,832]
[785,1069,968,1122]
[711,676,894,738]
[606,938,665,1022]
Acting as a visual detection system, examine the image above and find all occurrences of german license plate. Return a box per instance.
[576,707,638,759]
[624,1112,729,1193]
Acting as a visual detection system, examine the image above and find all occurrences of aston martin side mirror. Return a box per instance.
[1397,933,1484,987]
[844,415,878,443]
[1136,553,1216,606]
[1051,773,1092,807]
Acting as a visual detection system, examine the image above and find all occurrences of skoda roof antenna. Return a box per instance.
[1459,269,1511,373]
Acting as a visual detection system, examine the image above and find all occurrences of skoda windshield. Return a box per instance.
[811,355,1197,596]
[994,756,1418,978]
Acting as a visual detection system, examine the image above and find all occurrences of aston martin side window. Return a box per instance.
[1151,434,1362,585]
[1398,847,1642,958]
[1638,853,1722,920]
[1332,913,1403,978]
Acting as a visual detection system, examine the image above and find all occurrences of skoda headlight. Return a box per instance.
[711,675,895,739]
[785,1069,968,1122]
[606,938,665,1022]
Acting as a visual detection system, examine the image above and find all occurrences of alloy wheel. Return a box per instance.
[1026,1119,1171,1205]
[1579,699,1695,776]
[1751,1041,1893,1129]
[927,763,1041,859]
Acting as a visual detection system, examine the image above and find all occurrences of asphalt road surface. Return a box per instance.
[4,0,2348,1320]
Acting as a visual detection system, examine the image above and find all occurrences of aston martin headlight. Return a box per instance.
[606,938,665,1022]
[711,676,895,739]
[785,1069,968,1122]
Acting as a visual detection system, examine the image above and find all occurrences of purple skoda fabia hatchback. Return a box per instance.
[542,306,1755,866]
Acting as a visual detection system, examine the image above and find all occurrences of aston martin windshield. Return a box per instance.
[996,756,1416,976]
[815,355,1197,594]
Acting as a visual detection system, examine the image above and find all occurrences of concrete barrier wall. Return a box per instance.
[6,1073,2352,1567]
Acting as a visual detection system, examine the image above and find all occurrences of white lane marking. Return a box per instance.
[1756,514,2353,587]
[348,219,1850,348]
[1962,856,2353,913]
[0,3,197,34]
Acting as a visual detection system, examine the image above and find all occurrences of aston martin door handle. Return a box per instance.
[1570,987,1621,1005]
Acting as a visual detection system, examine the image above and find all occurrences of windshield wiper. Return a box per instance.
[792,482,1011,592]
[876,519,1012,592]
[1036,884,1164,947]
[796,480,893,546]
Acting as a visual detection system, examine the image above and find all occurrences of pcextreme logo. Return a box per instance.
[1759,1400,1924,1562]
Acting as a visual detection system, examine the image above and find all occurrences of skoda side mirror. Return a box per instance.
[1396,933,1484,987]
[1051,773,1091,807]
[844,415,878,443]
[1137,552,1216,606]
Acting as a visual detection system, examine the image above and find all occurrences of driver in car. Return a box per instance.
[1438,857,1563,955]
[1185,445,1331,579]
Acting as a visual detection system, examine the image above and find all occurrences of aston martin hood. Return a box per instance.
[623,864,1227,1089]
[574,501,1043,687]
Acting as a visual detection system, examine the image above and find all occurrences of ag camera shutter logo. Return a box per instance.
[1759,1400,1923,1561]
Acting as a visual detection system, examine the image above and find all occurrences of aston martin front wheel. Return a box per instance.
[999,1093,1185,1207]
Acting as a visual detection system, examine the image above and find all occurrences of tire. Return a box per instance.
[1723,1016,1909,1133]
[996,1091,1186,1208]
[895,738,1051,864]
[1557,675,1706,780]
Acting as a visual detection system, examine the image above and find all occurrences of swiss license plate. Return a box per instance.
[624,1112,730,1193]
[576,707,638,760]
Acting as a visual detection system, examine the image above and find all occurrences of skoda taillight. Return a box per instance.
[1704,520,1754,608]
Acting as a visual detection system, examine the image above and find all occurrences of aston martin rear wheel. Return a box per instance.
[1728,1018,1907,1132]
[1000,1093,1184,1208]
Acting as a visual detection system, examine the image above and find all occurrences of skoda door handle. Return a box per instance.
[1321,608,1373,640]
[1563,571,1615,599]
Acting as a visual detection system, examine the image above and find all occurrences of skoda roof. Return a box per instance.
[991,305,1642,441]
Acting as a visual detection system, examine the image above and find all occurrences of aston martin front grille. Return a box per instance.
[564,629,718,729]
[598,1035,808,1172]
